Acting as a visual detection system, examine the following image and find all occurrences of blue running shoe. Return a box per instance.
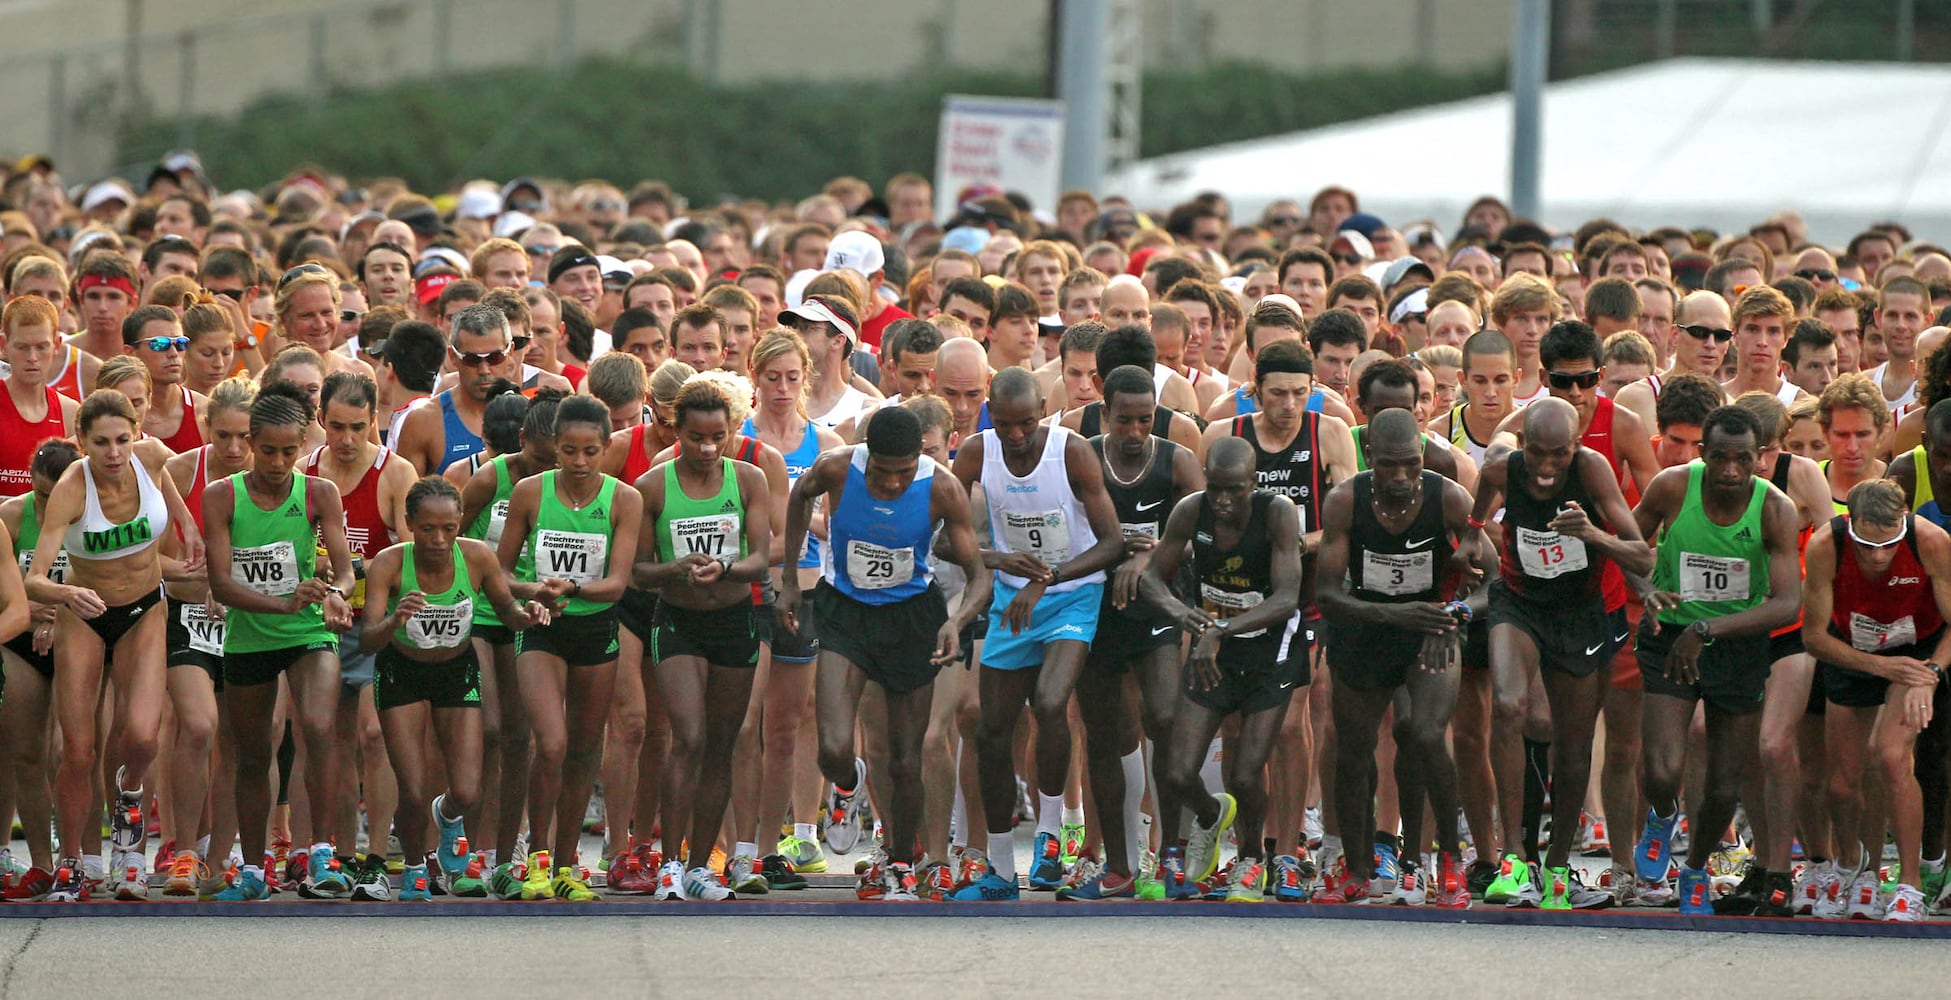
[1028,832,1066,891]
[399,864,433,902]
[1373,841,1401,893]
[431,793,467,877]
[214,866,269,901]
[949,871,1021,901]
[1677,865,1713,915]
[1272,855,1309,902]
[1057,869,1135,901]
[299,844,350,899]
[1635,810,1677,883]
[1160,848,1200,901]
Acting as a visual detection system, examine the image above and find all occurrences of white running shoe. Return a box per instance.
[1382,862,1426,905]
[821,758,869,855]
[1793,862,1822,916]
[683,866,733,901]
[1627,877,1676,908]
[653,860,686,901]
[1811,865,1849,919]
[1844,868,1883,920]
[113,862,149,901]
[1883,883,1925,923]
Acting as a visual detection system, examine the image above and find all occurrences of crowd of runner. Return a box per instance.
[0,151,1946,918]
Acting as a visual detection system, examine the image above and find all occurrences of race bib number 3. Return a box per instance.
[179,603,226,655]
[667,515,737,563]
[1362,550,1433,597]
[406,599,474,649]
[537,530,607,585]
[1678,552,1749,603]
[846,540,914,590]
[1516,527,1588,580]
[1120,522,1159,540]
[1850,612,1918,653]
[233,541,299,597]
[1001,509,1071,565]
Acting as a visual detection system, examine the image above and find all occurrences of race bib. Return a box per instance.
[1363,550,1433,597]
[537,530,606,585]
[405,599,475,649]
[1001,509,1071,565]
[1850,612,1918,653]
[484,500,510,549]
[1120,522,1159,540]
[232,541,299,597]
[179,602,225,655]
[1678,552,1749,603]
[668,514,738,563]
[1516,526,1589,580]
[846,540,914,590]
[1200,584,1268,638]
[19,548,68,586]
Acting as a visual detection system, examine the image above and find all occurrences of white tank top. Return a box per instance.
[65,457,169,561]
[1775,380,1801,407]
[1152,363,1173,395]
[815,386,869,431]
[978,425,1102,594]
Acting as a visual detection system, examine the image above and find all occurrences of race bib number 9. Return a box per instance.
[1850,612,1918,653]
[1001,509,1071,565]
[1678,552,1749,603]
[537,530,607,585]
[406,599,475,649]
[1200,584,1268,638]
[1516,527,1588,580]
[846,540,914,590]
[1362,550,1432,597]
[179,602,226,655]
[233,541,299,597]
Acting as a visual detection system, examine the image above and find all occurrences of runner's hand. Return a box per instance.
[776,583,801,631]
[1665,629,1703,685]
[932,620,963,667]
[1112,550,1150,609]
[1547,501,1596,540]
[690,556,726,585]
[1901,683,1936,732]
[63,586,107,619]
[1417,631,1460,674]
[520,600,554,629]
[1003,580,1046,634]
[31,620,52,655]
[202,596,226,621]
[1187,628,1222,691]
[393,590,427,623]
[1400,602,1459,636]
[321,592,354,631]
[181,533,206,574]
[1122,535,1157,557]
[1640,591,1684,624]
[1176,605,1216,634]
[536,577,575,610]
[1882,655,1940,689]
[290,578,331,608]
[997,553,1053,583]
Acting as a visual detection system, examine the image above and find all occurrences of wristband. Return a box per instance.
[1444,600,1472,625]
[1466,514,1487,530]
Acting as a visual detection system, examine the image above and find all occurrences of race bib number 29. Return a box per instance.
[846,540,914,590]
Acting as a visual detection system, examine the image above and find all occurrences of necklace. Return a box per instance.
[558,474,601,510]
[1104,437,1156,488]
[1370,489,1416,522]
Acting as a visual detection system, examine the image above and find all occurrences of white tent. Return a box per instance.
[1105,58,1951,246]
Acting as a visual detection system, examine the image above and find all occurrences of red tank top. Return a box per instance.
[47,348,83,402]
[1580,396,1627,612]
[157,386,204,453]
[624,423,656,484]
[1828,514,1942,649]
[0,384,64,498]
[305,446,393,561]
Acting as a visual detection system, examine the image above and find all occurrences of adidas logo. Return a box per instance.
[1734,526,1754,541]
[284,504,304,517]
[590,506,606,519]
[719,499,738,513]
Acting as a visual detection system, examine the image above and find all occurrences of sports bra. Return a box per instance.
[65,457,169,561]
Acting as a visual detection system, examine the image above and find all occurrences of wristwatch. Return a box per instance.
[1688,620,1714,646]
[325,584,345,598]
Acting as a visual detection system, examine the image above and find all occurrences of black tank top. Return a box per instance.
[1232,412,1324,534]
[1498,451,1605,602]
[1091,436,1179,540]
[1194,490,1288,641]
[1347,470,1452,604]
[1079,402,1177,441]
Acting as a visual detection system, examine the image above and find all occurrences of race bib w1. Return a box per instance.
[846,540,914,590]
[233,541,299,597]
[537,530,606,585]
[1001,509,1071,565]
[1678,552,1749,603]
[1363,550,1432,597]
[19,548,68,586]
[179,602,226,655]
[1516,527,1588,580]
[1850,612,1918,653]
[1200,584,1268,638]
[406,599,475,649]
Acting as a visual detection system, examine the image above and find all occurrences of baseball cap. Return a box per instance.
[395,203,442,237]
[596,255,634,288]
[1258,294,1305,319]
[1339,212,1387,239]
[416,271,458,305]
[1379,256,1434,294]
[492,211,536,239]
[1330,230,1375,261]
[941,226,990,255]
[547,248,601,285]
[1389,287,1430,326]
[455,187,501,221]
[80,180,133,214]
[419,246,470,276]
[782,297,858,345]
[499,177,546,214]
[1402,222,1447,254]
[824,231,886,275]
[339,210,385,243]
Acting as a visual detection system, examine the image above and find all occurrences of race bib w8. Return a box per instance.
[233,541,299,597]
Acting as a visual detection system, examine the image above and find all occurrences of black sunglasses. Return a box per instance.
[1268,215,1302,227]
[510,336,532,352]
[1332,253,1364,266]
[340,310,364,323]
[210,287,246,302]
[1795,268,1837,283]
[1547,369,1603,391]
[1680,324,1733,343]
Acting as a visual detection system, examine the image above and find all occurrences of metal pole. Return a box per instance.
[176,31,195,152]
[1897,0,1915,61]
[434,0,452,77]
[1056,0,1108,193]
[308,14,326,115]
[1509,0,1548,220]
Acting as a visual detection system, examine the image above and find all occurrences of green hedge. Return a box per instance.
[118,59,1504,202]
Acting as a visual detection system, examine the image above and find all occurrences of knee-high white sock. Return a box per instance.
[1037,792,1065,837]
[951,747,969,848]
[987,832,1017,881]
[1121,748,1147,870]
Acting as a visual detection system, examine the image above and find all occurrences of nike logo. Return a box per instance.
[1405,537,1433,549]
[1136,500,1163,512]
[1151,625,1172,636]
[1614,631,1630,643]
[1586,642,1605,656]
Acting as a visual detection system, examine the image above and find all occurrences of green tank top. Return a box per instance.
[15,493,69,585]
[655,458,746,580]
[1651,462,1770,627]
[469,457,530,626]
[527,470,619,616]
[393,542,478,650]
[224,472,331,653]
[1352,425,1443,473]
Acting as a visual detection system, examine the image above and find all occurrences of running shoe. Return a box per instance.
[708,846,728,877]
[1923,856,1948,905]
[553,866,600,902]
[164,850,203,898]
[0,849,26,880]
[948,871,1020,901]
[1059,856,1103,893]
[109,768,144,863]
[855,849,887,900]
[1199,859,1234,901]
[1579,815,1610,857]
[1311,858,1344,903]
[777,835,825,874]
[2,867,53,902]
[1059,867,1135,901]
[1676,865,1713,916]
[727,854,769,895]
[1185,793,1237,884]
[883,862,920,902]
[1811,865,1849,919]
[1027,831,1066,891]
[153,840,176,877]
[820,758,869,855]
[1629,876,1676,908]
[1465,858,1499,898]
[1159,846,1197,901]
[1483,853,1530,904]
[1271,854,1308,903]
[111,859,148,901]
[1504,861,1542,909]
[350,855,391,901]
[1707,842,1753,896]
[1371,841,1400,895]
[1383,860,1425,906]
[399,864,432,902]
[683,866,733,901]
[1556,866,1615,910]
[1752,871,1797,918]
[1634,809,1677,882]
[282,849,308,893]
[653,860,686,901]
[450,853,489,898]
[1332,874,1372,904]
[1059,821,1086,866]
[1712,861,1765,916]
[1135,876,1166,902]
[386,835,405,874]
[300,845,350,899]
[1433,852,1471,909]
[211,865,267,902]
[1225,858,1267,903]
[1845,867,1883,920]
[761,854,807,891]
[521,851,555,901]
[1882,882,1924,923]
[431,794,468,877]
[488,861,526,901]
[918,860,955,901]
[954,848,991,890]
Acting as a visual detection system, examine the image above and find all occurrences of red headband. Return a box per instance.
[76,273,136,299]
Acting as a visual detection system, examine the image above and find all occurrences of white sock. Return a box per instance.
[951,771,969,848]
[313,841,335,857]
[1061,806,1085,828]
[195,835,211,859]
[1120,749,1147,869]
[484,850,498,868]
[735,842,757,860]
[1318,834,1342,868]
[1199,737,1225,795]
[1037,793,1065,837]
[794,822,817,843]
[987,832,1016,881]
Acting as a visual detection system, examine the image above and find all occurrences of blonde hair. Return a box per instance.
[1733,389,1789,444]
[1817,372,1890,433]
[208,374,259,416]
[97,354,151,393]
[648,359,698,412]
[263,343,326,385]
[683,369,754,428]
[272,267,341,333]
[1490,272,1559,326]
[747,328,812,420]
[144,274,201,311]
[182,297,237,343]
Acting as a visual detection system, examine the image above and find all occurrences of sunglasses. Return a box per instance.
[144,336,190,353]
[1268,216,1302,227]
[510,336,532,352]
[1333,254,1364,266]
[1848,516,1908,550]
[278,262,330,290]
[361,341,386,359]
[340,310,365,323]
[1795,268,1837,283]
[1546,369,1603,391]
[211,287,246,302]
[1680,324,1733,343]
[524,245,559,257]
[455,349,508,368]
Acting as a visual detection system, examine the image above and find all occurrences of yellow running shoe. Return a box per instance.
[778,836,827,874]
[552,866,599,902]
[521,850,555,901]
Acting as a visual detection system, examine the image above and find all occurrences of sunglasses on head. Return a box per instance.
[1847,515,1908,550]
[1546,369,1602,391]
[278,262,330,290]
[144,336,190,353]
[1795,268,1837,283]
[1680,324,1733,343]
[524,245,558,257]
[455,349,508,368]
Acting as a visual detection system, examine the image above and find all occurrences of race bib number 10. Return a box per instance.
[1678,552,1749,603]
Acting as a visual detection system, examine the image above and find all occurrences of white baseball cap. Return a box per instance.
[824,231,886,275]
